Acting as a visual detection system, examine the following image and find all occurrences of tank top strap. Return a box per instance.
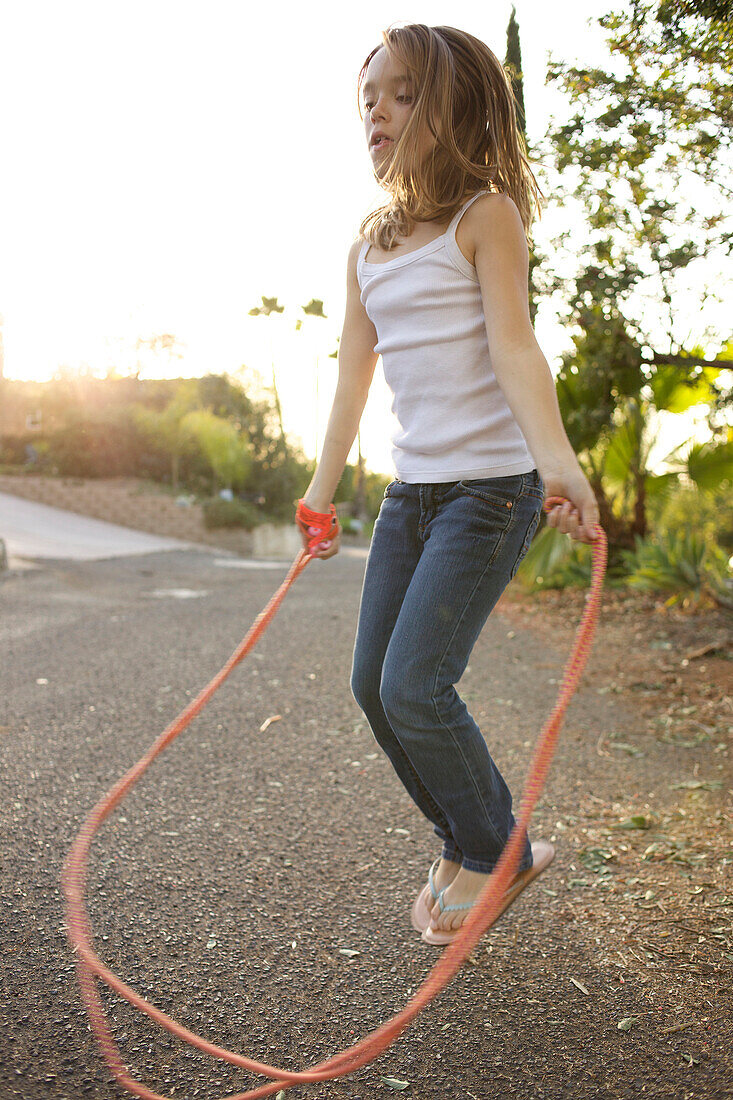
[356,237,370,285]
[446,189,493,240]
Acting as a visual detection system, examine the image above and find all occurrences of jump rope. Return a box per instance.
[62,493,607,1100]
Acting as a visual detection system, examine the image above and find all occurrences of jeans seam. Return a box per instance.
[510,503,543,579]
[402,748,453,833]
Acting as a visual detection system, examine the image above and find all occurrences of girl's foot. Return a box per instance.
[423,842,555,944]
[429,865,491,933]
[433,854,462,895]
[411,854,463,934]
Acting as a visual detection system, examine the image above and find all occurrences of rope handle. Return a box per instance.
[295,499,340,555]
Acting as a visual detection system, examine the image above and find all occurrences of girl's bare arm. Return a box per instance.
[302,238,379,513]
[472,194,600,542]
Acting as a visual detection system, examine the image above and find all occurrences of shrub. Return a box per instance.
[201,497,261,530]
[620,529,732,610]
[647,480,733,555]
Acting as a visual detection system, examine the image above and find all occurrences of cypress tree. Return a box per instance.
[504,6,538,322]
[505,6,526,136]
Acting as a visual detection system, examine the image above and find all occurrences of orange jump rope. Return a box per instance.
[62,495,607,1100]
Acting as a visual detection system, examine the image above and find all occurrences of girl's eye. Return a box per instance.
[364,95,412,111]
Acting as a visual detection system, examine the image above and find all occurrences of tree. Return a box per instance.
[132,332,185,380]
[544,0,732,375]
[504,6,541,323]
[131,379,199,491]
[297,298,329,462]
[539,0,733,553]
[504,6,526,134]
[248,296,286,439]
[181,408,252,493]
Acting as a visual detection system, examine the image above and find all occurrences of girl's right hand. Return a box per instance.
[295,499,342,560]
[540,461,601,545]
[299,524,341,560]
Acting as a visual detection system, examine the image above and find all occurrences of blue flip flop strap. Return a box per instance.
[427,858,441,901]
[437,887,474,913]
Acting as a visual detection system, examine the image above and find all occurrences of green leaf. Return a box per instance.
[578,847,615,872]
[686,440,733,492]
[618,1016,637,1031]
[380,1076,410,1090]
[612,815,651,829]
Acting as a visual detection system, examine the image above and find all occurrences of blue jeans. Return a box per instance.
[350,468,544,874]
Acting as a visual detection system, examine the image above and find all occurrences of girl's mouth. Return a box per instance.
[373,137,394,151]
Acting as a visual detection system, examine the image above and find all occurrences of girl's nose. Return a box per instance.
[370,97,388,122]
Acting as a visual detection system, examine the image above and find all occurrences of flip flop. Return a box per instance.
[410,857,443,934]
[421,840,555,946]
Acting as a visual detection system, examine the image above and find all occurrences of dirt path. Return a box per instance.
[1,550,730,1099]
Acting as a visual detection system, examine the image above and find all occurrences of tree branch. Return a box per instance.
[651,353,733,368]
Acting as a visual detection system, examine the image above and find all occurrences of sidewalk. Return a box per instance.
[0,490,202,564]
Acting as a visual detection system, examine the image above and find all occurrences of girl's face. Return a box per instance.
[362,47,433,173]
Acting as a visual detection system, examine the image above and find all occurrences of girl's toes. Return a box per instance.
[429,906,446,931]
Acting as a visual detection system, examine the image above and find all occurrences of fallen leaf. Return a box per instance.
[617,1017,637,1031]
[339,949,360,958]
[380,1077,410,1090]
[578,847,615,872]
[612,815,651,830]
[570,977,590,995]
[671,779,722,791]
[685,639,729,660]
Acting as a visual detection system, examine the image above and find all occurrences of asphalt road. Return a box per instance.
[1,544,729,1099]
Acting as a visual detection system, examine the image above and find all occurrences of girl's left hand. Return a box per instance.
[540,462,601,545]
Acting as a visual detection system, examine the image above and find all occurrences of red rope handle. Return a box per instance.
[62,494,606,1099]
[295,499,340,554]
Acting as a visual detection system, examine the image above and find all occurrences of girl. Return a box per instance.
[296,24,600,946]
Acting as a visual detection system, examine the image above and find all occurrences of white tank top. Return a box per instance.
[357,189,536,483]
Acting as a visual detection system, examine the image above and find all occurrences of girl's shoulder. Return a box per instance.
[461,190,521,223]
[461,192,527,256]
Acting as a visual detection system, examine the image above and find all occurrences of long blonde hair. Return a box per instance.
[357,23,543,252]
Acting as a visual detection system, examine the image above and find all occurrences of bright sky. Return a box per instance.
[0,1,721,476]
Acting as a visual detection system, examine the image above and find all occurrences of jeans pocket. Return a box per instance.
[521,468,545,502]
[457,474,523,517]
